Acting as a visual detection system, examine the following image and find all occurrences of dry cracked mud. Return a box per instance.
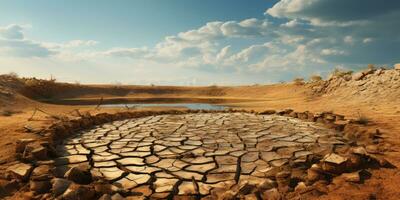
[56,113,348,199]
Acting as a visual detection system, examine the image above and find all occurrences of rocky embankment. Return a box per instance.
[309,68,400,102]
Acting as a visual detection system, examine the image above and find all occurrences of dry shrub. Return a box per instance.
[1,109,21,116]
[310,75,323,82]
[355,112,370,125]
[331,68,353,78]
[367,64,375,70]
[23,77,59,99]
[293,77,305,85]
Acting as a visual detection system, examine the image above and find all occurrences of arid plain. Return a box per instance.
[1,67,400,200]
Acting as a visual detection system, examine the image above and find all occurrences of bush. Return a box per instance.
[367,64,375,70]
[293,77,305,85]
[309,75,323,82]
[355,112,370,125]
[331,68,353,78]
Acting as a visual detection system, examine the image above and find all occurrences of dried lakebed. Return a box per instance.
[57,113,348,199]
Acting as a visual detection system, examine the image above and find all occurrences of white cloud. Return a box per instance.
[363,37,373,43]
[343,36,354,44]
[0,24,25,39]
[321,48,346,56]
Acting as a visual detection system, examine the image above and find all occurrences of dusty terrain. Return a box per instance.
[0,67,400,199]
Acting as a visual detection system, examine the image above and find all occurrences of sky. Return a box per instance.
[0,0,399,85]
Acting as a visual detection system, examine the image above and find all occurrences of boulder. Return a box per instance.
[257,179,277,191]
[99,194,112,200]
[30,165,52,181]
[294,182,307,192]
[31,147,48,160]
[7,163,34,181]
[394,63,400,70]
[322,153,347,165]
[52,178,72,197]
[0,179,19,198]
[15,139,36,153]
[307,164,322,182]
[352,72,365,81]
[341,172,360,183]
[30,180,51,194]
[64,165,92,184]
[111,193,125,200]
[62,184,96,200]
[261,188,282,200]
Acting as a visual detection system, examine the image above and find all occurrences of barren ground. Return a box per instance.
[1,69,400,199]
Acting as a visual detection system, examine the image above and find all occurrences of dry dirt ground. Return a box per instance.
[0,69,400,199]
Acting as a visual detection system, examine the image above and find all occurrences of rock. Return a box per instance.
[322,153,347,165]
[237,181,256,195]
[99,194,112,200]
[0,179,19,198]
[31,165,52,181]
[394,63,400,70]
[257,179,277,191]
[52,178,72,196]
[352,72,365,81]
[341,172,360,183]
[307,164,322,182]
[31,147,48,160]
[64,165,92,184]
[7,163,34,181]
[351,147,368,156]
[62,184,96,200]
[111,193,125,200]
[220,190,237,200]
[30,180,51,194]
[15,139,36,153]
[260,110,276,115]
[261,188,282,200]
[294,182,307,192]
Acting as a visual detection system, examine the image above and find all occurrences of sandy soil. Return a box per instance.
[1,81,399,199]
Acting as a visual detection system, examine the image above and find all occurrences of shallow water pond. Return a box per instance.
[100,103,226,110]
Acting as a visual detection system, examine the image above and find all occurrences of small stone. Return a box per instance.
[261,188,282,200]
[352,72,365,81]
[394,63,400,70]
[62,184,96,200]
[16,139,36,153]
[7,163,34,181]
[220,190,237,200]
[257,179,277,191]
[294,182,307,192]
[99,194,112,200]
[30,165,52,181]
[307,165,322,182]
[64,165,92,184]
[111,193,125,200]
[323,153,347,165]
[351,146,368,155]
[341,172,360,183]
[51,178,72,196]
[31,147,48,160]
[30,180,51,194]
[260,110,276,115]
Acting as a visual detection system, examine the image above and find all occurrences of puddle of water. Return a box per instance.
[100,103,227,110]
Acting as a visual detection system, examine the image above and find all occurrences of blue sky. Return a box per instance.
[0,0,399,85]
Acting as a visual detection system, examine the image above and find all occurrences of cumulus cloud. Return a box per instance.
[0,24,55,58]
[0,24,25,39]
[266,0,400,26]
[3,0,400,84]
[99,47,149,58]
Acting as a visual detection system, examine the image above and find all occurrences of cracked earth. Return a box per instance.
[57,113,347,199]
